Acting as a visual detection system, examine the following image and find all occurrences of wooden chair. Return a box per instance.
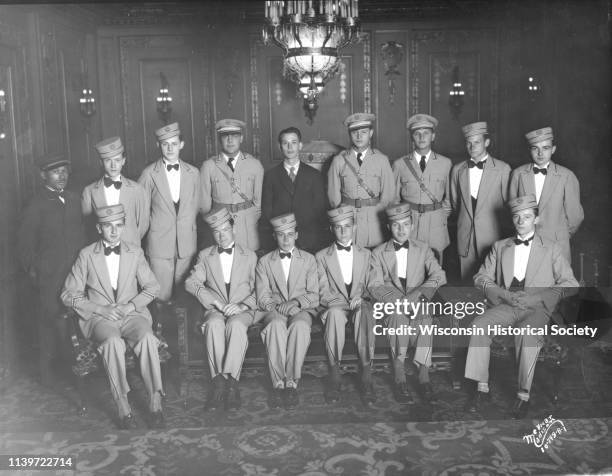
[62,309,172,415]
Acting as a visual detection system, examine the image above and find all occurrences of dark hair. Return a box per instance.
[228,217,235,227]
[278,127,302,144]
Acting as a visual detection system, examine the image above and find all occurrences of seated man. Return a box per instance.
[256,213,319,410]
[61,204,165,430]
[316,206,376,404]
[368,203,446,403]
[464,194,578,418]
[185,208,259,411]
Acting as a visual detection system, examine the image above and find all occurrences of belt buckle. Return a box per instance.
[355,198,362,208]
[417,203,425,213]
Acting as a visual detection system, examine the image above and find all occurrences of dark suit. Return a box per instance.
[261,162,330,253]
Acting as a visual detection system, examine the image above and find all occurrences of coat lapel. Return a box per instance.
[458,162,472,219]
[208,248,229,301]
[178,159,194,214]
[501,239,515,289]
[475,163,495,214]
[351,247,366,298]
[271,251,289,300]
[326,246,349,300]
[287,250,304,298]
[279,163,296,196]
[537,161,558,210]
[116,241,135,302]
[92,179,108,206]
[92,241,115,303]
[383,241,402,290]
[524,235,545,286]
[522,165,537,199]
[152,160,176,215]
[228,245,247,300]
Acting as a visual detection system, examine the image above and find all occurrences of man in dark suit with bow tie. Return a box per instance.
[261,126,329,253]
[316,206,376,404]
[18,155,86,387]
[82,136,149,245]
[61,204,165,429]
[369,203,446,404]
[185,208,260,411]
[508,127,583,264]
[256,213,319,410]
[464,194,578,418]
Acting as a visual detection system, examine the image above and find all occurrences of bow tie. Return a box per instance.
[468,160,485,169]
[336,243,352,252]
[104,244,121,256]
[514,236,534,247]
[218,246,234,255]
[279,251,292,259]
[103,177,122,189]
[166,163,179,172]
[393,241,409,251]
[533,166,547,175]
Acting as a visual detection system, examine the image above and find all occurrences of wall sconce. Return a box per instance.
[527,75,542,101]
[448,66,465,118]
[299,74,324,125]
[0,89,7,140]
[156,72,173,124]
[79,88,96,118]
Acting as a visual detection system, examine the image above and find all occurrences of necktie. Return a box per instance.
[56,190,65,200]
[218,246,233,255]
[393,241,409,251]
[104,177,122,189]
[336,243,352,252]
[468,160,485,169]
[533,166,547,175]
[166,163,179,172]
[514,236,534,247]
[419,155,427,173]
[289,166,296,183]
[104,244,120,256]
[356,152,363,167]
[227,156,235,172]
[280,251,292,259]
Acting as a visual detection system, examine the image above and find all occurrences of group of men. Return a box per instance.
[18,110,583,428]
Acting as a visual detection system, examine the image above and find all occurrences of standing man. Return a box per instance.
[256,213,319,410]
[316,206,376,404]
[261,126,329,253]
[18,154,86,386]
[328,113,395,248]
[138,122,202,304]
[464,195,578,418]
[450,122,511,281]
[509,127,583,263]
[368,203,446,403]
[201,119,263,251]
[82,136,149,244]
[393,114,452,265]
[61,204,165,429]
[185,208,260,411]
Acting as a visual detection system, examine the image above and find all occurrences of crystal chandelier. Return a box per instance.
[263,1,360,122]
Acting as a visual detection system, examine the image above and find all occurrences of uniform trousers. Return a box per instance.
[348,205,385,249]
[89,314,163,417]
[321,302,376,367]
[386,313,433,382]
[148,255,194,302]
[260,310,312,388]
[465,303,548,394]
[202,310,254,381]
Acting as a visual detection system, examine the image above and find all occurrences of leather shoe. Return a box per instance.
[149,410,166,429]
[465,390,490,413]
[284,387,299,410]
[119,413,138,430]
[360,380,377,405]
[419,382,435,401]
[325,377,341,404]
[205,375,226,411]
[269,388,284,409]
[225,379,242,411]
[394,382,415,404]
[511,398,530,419]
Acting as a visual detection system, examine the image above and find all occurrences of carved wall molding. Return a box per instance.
[250,36,262,157]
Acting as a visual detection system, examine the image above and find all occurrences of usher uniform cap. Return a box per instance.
[96,204,126,223]
[270,213,297,232]
[385,203,412,222]
[155,122,181,141]
[344,112,375,130]
[508,194,538,213]
[525,127,554,145]
[95,136,124,159]
[204,208,232,230]
[407,113,438,130]
[327,206,355,224]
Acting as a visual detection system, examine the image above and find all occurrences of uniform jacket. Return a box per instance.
[138,158,202,259]
[81,177,150,245]
[368,238,447,303]
[261,162,330,253]
[200,152,263,251]
[327,148,395,247]
[508,161,583,259]
[474,234,578,315]
[450,156,511,257]
[393,152,452,252]
[184,243,259,319]
[316,243,371,309]
[256,248,319,315]
[61,239,160,339]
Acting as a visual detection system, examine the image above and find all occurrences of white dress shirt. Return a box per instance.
[222,151,241,172]
[513,231,534,281]
[283,160,300,178]
[103,240,121,291]
[335,242,353,285]
[413,150,432,168]
[103,175,121,206]
[533,162,549,203]
[394,242,408,280]
[47,186,65,204]
[163,159,181,203]
[219,242,235,284]
[280,248,294,283]
[469,154,488,199]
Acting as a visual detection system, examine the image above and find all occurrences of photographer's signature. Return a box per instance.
[523,415,567,452]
